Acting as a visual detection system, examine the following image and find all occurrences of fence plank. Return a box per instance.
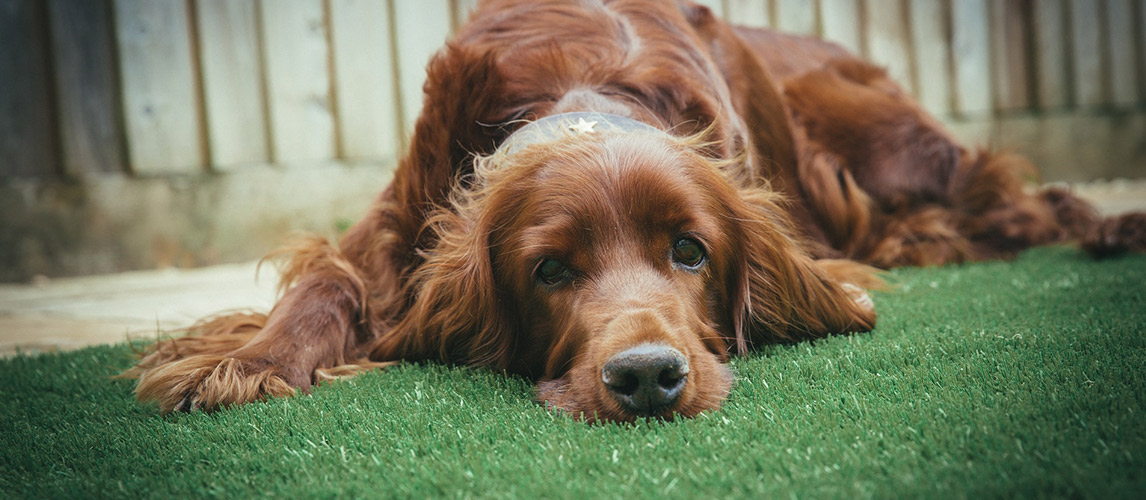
[990,0,1032,112]
[1105,0,1138,107]
[453,0,480,29]
[1141,0,1146,103]
[393,0,453,140]
[196,0,268,169]
[950,0,993,116]
[1031,0,1070,110]
[0,0,60,178]
[114,0,203,174]
[726,0,772,27]
[774,0,817,34]
[330,0,400,161]
[909,0,953,116]
[1067,0,1105,108]
[47,0,125,177]
[864,0,915,96]
[258,0,335,164]
[820,0,861,54]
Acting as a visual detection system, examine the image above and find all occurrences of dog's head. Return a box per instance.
[387,121,875,422]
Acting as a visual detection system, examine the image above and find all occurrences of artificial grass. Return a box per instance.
[2,246,1144,499]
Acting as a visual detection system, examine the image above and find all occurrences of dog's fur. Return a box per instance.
[124,0,1146,422]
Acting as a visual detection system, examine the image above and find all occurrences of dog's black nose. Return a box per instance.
[601,343,689,415]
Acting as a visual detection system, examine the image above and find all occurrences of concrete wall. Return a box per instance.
[0,163,389,282]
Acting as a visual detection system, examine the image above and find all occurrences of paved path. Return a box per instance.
[1069,179,1146,217]
[0,262,278,357]
[2,181,1144,357]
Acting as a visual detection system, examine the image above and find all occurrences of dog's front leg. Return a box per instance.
[133,257,376,413]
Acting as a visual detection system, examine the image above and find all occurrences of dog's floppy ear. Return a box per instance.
[727,187,877,351]
[370,198,515,367]
[377,45,511,252]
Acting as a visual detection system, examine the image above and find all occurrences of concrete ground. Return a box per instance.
[0,262,279,357]
[2,180,1144,358]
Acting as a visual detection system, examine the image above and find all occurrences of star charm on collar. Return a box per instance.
[568,117,598,135]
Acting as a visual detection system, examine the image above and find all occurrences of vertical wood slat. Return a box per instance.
[819,0,862,54]
[258,0,335,164]
[195,0,268,169]
[330,0,400,161]
[774,0,817,34]
[114,0,203,174]
[726,0,772,27]
[863,0,915,96]
[990,0,1032,112]
[1140,0,1146,103]
[47,0,125,177]
[1105,0,1138,107]
[452,0,480,30]
[950,0,993,116]
[393,0,453,140]
[909,0,953,116]
[1067,0,1105,108]
[0,0,60,178]
[1031,0,1070,110]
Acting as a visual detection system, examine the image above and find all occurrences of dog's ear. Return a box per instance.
[727,187,877,351]
[371,199,515,367]
[380,45,511,248]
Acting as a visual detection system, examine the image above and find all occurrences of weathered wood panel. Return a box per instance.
[46,0,125,177]
[195,0,268,169]
[330,0,401,161]
[950,0,993,116]
[774,0,817,34]
[909,0,953,116]
[1031,0,1070,110]
[114,0,203,175]
[0,0,60,178]
[1067,0,1104,108]
[864,0,915,96]
[819,0,862,54]
[990,0,1032,112]
[393,0,453,141]
[453,0,480,29]
[1105,0,1139,107]
[726,0,772,27]
[1141,0,1146,102]
[259,0,335,164]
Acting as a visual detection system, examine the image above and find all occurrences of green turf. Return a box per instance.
[2,246,1145,499]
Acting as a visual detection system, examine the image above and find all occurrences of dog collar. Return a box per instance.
[496,112,663,156]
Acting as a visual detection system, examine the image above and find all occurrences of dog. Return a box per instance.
[125,0,1145,422]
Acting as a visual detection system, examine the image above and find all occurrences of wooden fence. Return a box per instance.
[2,0,1145,181]
[1,0,1145,280]
[706,0,1145,116]
[3,0,466,179]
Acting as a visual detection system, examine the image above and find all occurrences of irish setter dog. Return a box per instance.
[125,0,1145,422]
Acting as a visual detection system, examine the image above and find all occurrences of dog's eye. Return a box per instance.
[536,258,572,285]
[672,237,706,269]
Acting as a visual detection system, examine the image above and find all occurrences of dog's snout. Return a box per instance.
[601,343,689,415]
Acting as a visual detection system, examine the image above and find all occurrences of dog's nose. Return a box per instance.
[601,343,689,415]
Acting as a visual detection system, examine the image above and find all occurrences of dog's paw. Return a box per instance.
[1084,213,1146,258]
[135,355,299,413]
[840,283,875,314]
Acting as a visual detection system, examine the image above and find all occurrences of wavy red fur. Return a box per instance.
[124,0,1144,420]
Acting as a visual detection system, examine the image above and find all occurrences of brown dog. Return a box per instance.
[125,0,1144,422]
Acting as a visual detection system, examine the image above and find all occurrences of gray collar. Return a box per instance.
[496,112,664,156]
